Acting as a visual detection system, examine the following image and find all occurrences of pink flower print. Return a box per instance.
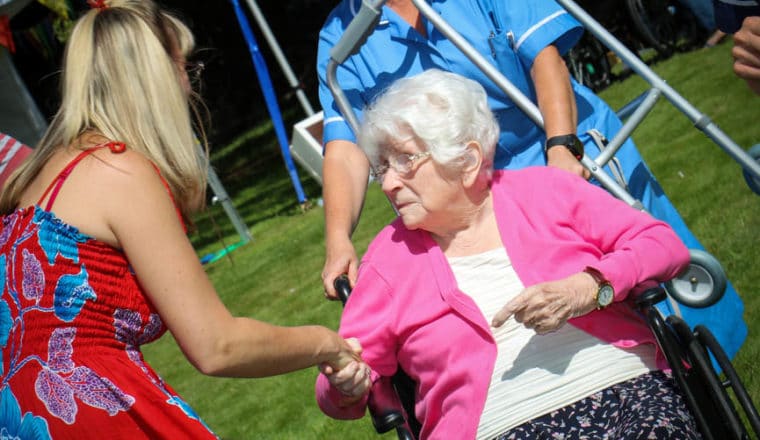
[22,248,44,302]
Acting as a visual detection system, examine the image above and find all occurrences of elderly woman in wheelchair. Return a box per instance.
[315,68,700,440]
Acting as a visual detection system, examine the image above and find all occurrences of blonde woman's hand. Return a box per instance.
[320,338,371,405]
[491,272,599,334]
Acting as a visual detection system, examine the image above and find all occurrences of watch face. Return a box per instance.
[569,136,584,160]
[598,284,614,307]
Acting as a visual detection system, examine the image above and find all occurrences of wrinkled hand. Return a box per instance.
[322,236,358,300]
[733,16,760,95]
[320,338,371,405]
[491,272,599,334]
[546,146,590,180]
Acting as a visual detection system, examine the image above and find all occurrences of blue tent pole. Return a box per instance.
[229,0,308,204]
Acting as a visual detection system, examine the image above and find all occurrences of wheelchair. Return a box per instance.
[562,0,705,92]
[334,277,760,440]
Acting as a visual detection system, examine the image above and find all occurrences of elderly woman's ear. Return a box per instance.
[461,141,485,187]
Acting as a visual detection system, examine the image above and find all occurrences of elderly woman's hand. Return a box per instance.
[319,338,372,406]
[491,272,599,334]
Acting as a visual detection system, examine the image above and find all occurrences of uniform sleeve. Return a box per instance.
[498,0,584,67]
[316,11,370,146]
[315,262,401,418]
[549,169,690,301]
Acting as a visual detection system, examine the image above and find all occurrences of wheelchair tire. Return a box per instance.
[563,32,613,92]
[665,249,727,308]
[625,0,677,56]
[742,144,760,196]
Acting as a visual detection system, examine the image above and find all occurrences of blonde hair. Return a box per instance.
[0,0,207,223]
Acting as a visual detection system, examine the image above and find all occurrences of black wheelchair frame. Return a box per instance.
[335,277,760,440]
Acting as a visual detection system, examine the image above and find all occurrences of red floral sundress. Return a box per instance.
[0,143,218,439]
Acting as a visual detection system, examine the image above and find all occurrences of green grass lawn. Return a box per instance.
[142,41,760,439]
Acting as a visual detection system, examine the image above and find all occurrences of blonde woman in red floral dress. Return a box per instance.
[0,1,365,438]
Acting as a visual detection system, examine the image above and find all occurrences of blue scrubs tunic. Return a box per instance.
[317,0,746,358]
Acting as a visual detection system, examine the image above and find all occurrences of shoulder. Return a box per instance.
[492,166,605,213]
[87,146,159,180]
[86,147,175,210]
[493,166,584,192]
[361,219,431,274]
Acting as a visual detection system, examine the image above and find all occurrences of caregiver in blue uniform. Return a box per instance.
[316,0,746,357]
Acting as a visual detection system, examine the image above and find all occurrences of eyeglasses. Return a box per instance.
[372,151,432,181]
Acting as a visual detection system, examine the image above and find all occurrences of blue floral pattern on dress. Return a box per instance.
[0,387,52,440]
[32,209,86,265]
[53,267,96,323]
[0,255,9,348]
[0,299,10,377]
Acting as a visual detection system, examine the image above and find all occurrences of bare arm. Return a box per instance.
[531,45,589,179]
[733,16,760,95]
[321,139,370,298]
[101,151,358,377]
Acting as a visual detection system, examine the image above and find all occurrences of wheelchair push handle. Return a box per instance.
[334,274,352,305]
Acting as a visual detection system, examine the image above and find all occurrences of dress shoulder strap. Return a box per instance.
[37,141,126,211]
[37,140,186,231]
[147,161,186,232]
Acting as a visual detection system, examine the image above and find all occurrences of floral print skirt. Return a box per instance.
[495,370,701,440]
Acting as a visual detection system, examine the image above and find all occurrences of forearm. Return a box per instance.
[596,222,690,297]
[570,176,690,294]
[531,45,577,137]
[322,141,370,243]
[195,319,346,378]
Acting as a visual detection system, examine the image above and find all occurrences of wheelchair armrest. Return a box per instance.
[633,286,667,309]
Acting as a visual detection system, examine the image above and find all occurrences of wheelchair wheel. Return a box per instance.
[669,1,703,52]
[625,0,677,56]
[665,249,727,308]
[742,144,760,196]
[563,32,613,92]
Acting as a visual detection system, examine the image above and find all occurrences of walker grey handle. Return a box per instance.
[326,0,387,135]
[556,0,760,185]
[329,0,385,64]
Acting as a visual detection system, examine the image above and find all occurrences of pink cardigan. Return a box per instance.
[315,167,690,439]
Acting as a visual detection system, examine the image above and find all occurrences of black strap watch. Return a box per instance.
[545,134,584,160]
